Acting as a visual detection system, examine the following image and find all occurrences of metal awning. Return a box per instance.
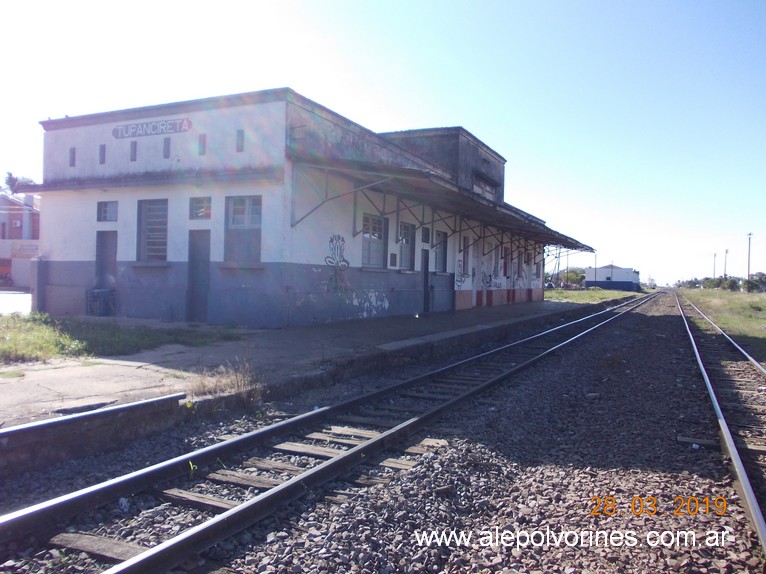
[289,153,593,252]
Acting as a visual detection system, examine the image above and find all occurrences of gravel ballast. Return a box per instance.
[2,292,763,573]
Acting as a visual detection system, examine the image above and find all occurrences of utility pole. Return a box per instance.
[714,253,716,279]
[747,233,753,281]
[724,249,729,280]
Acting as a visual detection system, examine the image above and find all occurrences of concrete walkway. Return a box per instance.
[0,299,589,428]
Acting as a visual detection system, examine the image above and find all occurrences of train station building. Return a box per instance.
[25,88,591,328]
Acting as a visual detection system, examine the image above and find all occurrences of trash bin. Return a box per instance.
[86,289,116,316]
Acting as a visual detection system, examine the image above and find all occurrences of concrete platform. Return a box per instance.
[0,300,596,428]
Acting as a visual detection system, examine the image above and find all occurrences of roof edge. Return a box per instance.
[40,88,299,131]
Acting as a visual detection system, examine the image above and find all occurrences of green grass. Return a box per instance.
[544,288,641,304]
[0,313,242,364]
[680,288,766,364]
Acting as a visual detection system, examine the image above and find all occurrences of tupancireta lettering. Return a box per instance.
[112,118,192,139]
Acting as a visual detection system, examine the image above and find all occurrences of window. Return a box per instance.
[399,222,415,271]
[189,197,211,220]
[69,147,76,167]
[99,144,106,165]
[434,230,447,272]
[137,199,168,261]
[362,213,387,268]
[236,129,245,152]
[473,174,497,201]
[130,141,137,162]
[225,196,261,262]
[97,201,118,222]
[163,137,171,159]
[198,134,207,156]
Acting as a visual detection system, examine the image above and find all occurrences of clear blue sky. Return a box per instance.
[3,0,764,285]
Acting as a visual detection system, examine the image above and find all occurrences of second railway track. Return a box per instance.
[0,293,661,573]
[676,290,766,557]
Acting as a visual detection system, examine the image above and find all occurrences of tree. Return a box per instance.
[745,272,766,293]
[558,267,585,288]
[675,277,701,289]
[701,277,720,289]
[4,172,35,193]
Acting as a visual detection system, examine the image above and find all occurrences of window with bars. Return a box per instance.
[399,222,416,271]
[225,196,262,262]
[434,230,448,272]
[97,201,118,222]
[137,199,168,261]
[362,213,387,268]
[189,197,211,220]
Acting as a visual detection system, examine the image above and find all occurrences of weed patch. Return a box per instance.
[192,359,264,409]
[681,289,766,364]
[0,313,86,363]
[0,313,242,364]
[544,288,639,304]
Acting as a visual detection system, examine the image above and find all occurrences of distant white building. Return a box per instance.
[584,265,640,292]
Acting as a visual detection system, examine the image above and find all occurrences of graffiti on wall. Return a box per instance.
[516,266,529,288]
[325,234,350,293]
[455,259,468,288]
[481,272,503,290]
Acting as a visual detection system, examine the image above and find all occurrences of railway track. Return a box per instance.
[0,293,659,573]
[675,290,766,557]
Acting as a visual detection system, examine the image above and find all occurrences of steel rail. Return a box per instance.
[104,292,659,573]
[0,294,646,543]
[674,291,766,555]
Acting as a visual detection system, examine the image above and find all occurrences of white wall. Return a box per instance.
[287,163,458,272]
[39,181,286,263]
[43,101,287,182]
[585,265,640,283]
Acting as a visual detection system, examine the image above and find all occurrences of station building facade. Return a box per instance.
[27,88,590,327]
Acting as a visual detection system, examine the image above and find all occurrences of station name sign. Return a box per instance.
[112,118,192,139]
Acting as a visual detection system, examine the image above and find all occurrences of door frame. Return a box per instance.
[187,230,211,322]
